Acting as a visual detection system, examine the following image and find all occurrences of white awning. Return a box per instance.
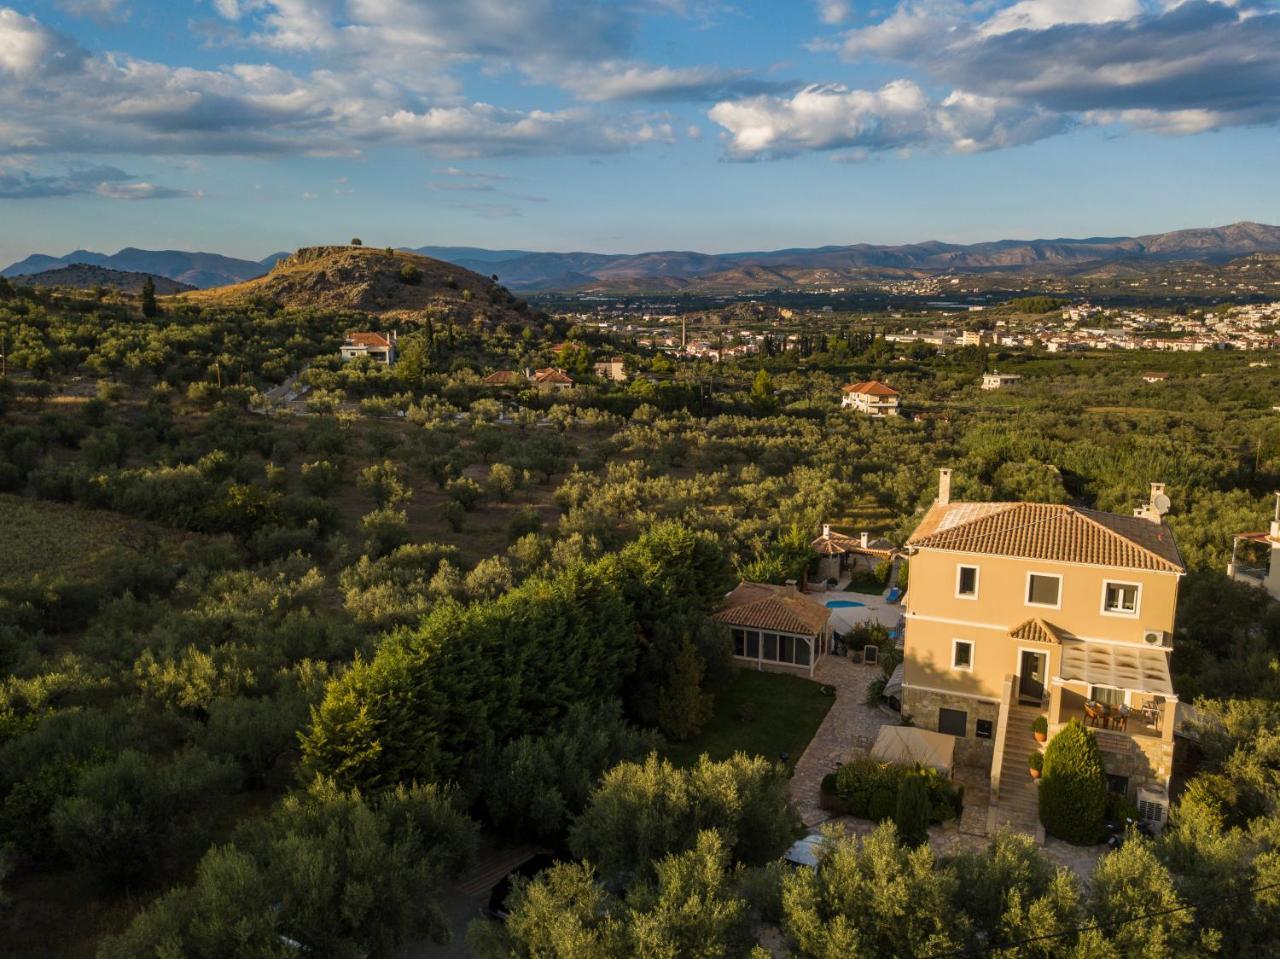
[870,725,955,775]
[1058,640,1175,698]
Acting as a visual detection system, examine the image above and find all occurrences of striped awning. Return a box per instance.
[1058,640,1175,698]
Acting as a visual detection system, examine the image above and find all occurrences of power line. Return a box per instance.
[922,878,1280,959]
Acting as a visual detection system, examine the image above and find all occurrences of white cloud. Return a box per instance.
[0,7,83,76]
[94,180,199,199]
[554,61,776,102]
[980,0,1142,36]
[708,80,1067,159]
[816,0,851,25]
[0,8,675,160]
[56,0,130,25]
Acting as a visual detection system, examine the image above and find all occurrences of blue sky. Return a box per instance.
[0,0,1277,265]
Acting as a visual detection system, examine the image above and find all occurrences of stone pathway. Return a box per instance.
[789,655,897,826]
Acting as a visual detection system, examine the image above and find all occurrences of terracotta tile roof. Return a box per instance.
[482,370,524,386]
[810,529,896,558]
[712,582,830,637]
[906,501,1184,573]
[842,380,899,396]
[346,331,393,348]
[534,367,574,384]
[1010,618,1067,645]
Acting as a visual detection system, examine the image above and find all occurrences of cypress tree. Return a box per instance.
[141,276,157,318]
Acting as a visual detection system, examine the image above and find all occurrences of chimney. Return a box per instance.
[938,468,952,506]
[822,523,831,539]
[860,532,869,548]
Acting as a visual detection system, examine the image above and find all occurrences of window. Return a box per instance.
[952,639,974,671]
[1026,573,1061,607]
[732,629,745,657]
[745,631,760,659]
[762,633,777,661]
[795,639,811,667]
[1103,581,1139,615]
[976,719,993,739]
[938,708,967,737]
[1091,685,1124,706]
[957,565,979,598]
[1106,774,1130,796]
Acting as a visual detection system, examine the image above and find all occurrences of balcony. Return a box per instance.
[1051,639,1176,743]
[1055,687,1171,741]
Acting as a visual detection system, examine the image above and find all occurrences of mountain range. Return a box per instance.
[6,222,1279,293]
[1,248,288,289]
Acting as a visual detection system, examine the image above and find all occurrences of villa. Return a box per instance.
[714,582,832,679]
[339,331,397,365]
[532,367,575,392]
[899,469,1182,829]
[810,524,897,583]
[981,372,1022,390]
[1227,494,1280,600]
[594,358,628,382]
[481,370,525,387]
[841,380,900,416]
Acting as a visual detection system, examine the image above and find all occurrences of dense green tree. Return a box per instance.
[1038,719,1108,845]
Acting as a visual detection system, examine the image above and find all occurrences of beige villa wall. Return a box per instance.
[903,617,1058,702]
[906,548,1180,644]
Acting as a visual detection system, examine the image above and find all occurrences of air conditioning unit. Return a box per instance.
[1142,630,1166,647]
[1137,785,1169,833]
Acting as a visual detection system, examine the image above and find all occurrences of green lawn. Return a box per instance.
[844,575,886,595]
[661,668,835,771]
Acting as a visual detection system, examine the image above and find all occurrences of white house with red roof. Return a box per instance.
[340,331,397,365]
[841,380,900,416]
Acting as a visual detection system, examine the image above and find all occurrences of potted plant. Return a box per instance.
[1029,751,1043,779]
[1032,715,1048,743]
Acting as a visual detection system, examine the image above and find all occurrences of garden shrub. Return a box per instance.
[869,788,897,822]
[834,756,962,825]
[1039,719,1108,845]
[895,773,931,847]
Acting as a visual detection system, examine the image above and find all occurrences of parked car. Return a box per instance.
[781,832,825,868]
[485,852,560,920]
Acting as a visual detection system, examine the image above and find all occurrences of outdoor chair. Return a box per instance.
[1113,705,1130,731]
[1083,702,1102,727]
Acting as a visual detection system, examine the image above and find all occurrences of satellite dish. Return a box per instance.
[1153,492,1171,515]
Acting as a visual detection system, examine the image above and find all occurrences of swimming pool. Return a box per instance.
[825,600,866,609]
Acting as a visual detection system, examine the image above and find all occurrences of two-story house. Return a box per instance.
[841,380,900,416]
[340,331,397,365]
[900,469,1182,814]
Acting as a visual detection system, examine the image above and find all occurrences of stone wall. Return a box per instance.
[1052,723,1174,796]
[901,685,1000,767]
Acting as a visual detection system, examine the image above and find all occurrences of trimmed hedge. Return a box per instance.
[833,757,963,824]
[1038,719,1108,845]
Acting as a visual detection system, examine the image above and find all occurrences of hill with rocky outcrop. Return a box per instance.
[169,245,533,323]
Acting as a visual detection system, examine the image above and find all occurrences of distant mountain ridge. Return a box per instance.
[414,221,1280,291]
[10,265,195,294]
[7,222,1278,293]
[2,248,276,289]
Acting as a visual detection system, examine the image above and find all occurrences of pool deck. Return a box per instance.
[807,579,903,635]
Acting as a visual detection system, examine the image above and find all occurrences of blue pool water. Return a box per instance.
[825,600,866,609]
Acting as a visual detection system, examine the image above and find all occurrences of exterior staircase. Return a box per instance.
[988,703,1045,836]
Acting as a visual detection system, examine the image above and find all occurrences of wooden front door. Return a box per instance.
[1018,650,1046,705]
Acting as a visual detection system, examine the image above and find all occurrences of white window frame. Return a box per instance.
[951,638,974,671]
[955,564,980,600]
[1100,580,1141,618]
[1025,571,1063,610]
